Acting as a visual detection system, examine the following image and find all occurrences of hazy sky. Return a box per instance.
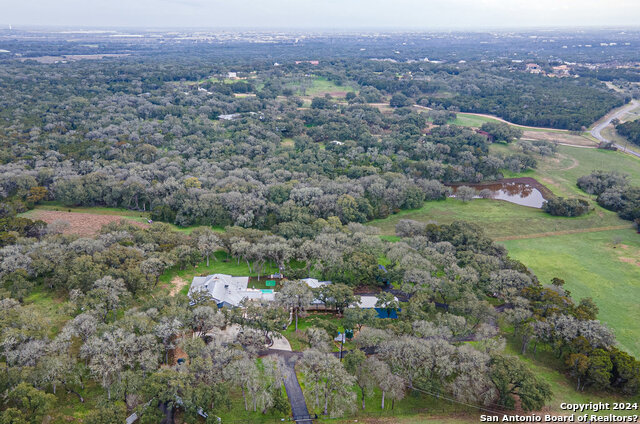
[4,0,640,29]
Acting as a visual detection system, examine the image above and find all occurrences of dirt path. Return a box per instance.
[555,142,596,149]
[169,276,188,296]
[558,154,580,171]
[494,225,633,241]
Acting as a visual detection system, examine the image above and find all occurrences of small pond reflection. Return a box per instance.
[449,181,546,208]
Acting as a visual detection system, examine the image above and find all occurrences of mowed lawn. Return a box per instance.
[292,76,356,97]
[449,112,502,127]
[499,144,640,198]
[368,198,630,239]
[369,141,640,358]
[502,229,640,358]
[158,250,280,296]
[373,137,640,239]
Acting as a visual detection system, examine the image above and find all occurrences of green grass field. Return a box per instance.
[448,112,582,135]
[368,198,630,239]
[370,143,640,359]
[290,76,356,97]
[300,369,475,423]
[502,229,640,357]
[309,330,640,424]
[215,386,290,423]
[450,113,503,127]
[503,336,640,414]
[498,144,640,198]
[280,312,368,353]
[23,289,73,338]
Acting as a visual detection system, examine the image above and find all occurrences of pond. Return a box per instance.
[448,178,550,208]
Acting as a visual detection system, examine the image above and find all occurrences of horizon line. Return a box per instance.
[2,24,640,33]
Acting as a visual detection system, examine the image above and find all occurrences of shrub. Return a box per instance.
[577,171,628,195]
[480,122,523,143]
[542,197,590,217]
[456,186,477,202]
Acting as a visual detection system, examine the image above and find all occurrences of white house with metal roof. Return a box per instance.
[300,278,331,289]
[189,274,275,308]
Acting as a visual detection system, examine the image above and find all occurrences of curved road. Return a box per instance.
[415,101,640,157]
[590,100,640,158]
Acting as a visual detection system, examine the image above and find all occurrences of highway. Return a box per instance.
[590,100,640,158]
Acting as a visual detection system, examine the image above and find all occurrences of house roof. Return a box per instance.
[356,295,399,309]
[357,295,379,309]
[189,274,273,307]
[301,278,331,289]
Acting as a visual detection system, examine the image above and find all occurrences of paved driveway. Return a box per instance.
[262,350,314,423]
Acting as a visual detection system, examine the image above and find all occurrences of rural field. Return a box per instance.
[4,23,640,424]
[292,76,356,97]
[372,143,640,359]
[517,144,640,197]
[369,197,631,240]
[503,229,640,357]
[20,207,150,235]
[18,203,212,235]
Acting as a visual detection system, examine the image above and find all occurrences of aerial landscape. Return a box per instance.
[1,1,640,423]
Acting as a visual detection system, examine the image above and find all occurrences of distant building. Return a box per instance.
[294,60,319,65]
[475,129,494,142]
[227,71,238,79]
[552,64,571,77]
[218,113,241,121]
[525,63,544,74]
[189,274,274,308]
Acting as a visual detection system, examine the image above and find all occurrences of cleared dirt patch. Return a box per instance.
[171,343,188,366]
[170,276,189,296]
[522,130,598,147]
[619,257,640,267]
[25,210,148,236]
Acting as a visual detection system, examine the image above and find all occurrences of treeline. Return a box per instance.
[394,219,639,396]
[339,60,623,130]
[1,207,638,422]
[431,73,622,130]
[616,119,640,146]
[0,60,546,230]
[576,67,640,83]
[578,171,640,222]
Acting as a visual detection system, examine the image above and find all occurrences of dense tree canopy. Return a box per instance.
[1,32,638,422]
